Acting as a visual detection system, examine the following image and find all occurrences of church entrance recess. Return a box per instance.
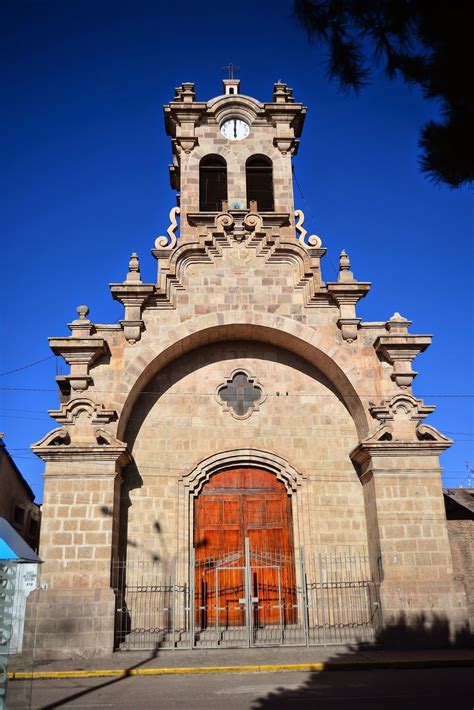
[113,467,382,650]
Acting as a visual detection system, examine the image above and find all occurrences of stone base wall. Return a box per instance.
[22,587,116,660]
[378,580,471,647]
[447,519,474,634]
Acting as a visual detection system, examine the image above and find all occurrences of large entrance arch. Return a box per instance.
[116,313,371,443]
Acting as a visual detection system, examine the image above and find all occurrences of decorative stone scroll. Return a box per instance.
[214,212,234,234]
[155,207,180,250]
[243,211,264,233]
[31,427,70,448]
[216,369,265,419]
[294,209,322,248]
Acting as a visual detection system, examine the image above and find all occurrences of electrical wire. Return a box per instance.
[0,386,473,397]
[0,355,54,377]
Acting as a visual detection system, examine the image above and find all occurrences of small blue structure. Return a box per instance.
[0,518,41,709]
[0,519,41,564]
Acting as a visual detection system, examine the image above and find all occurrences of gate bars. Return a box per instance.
[112,544,381,651]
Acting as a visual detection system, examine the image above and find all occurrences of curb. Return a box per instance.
[9,658,474,680]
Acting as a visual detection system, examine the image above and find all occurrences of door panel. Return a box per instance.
[194,467,296,627]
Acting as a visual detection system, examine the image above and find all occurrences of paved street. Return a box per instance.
[7,667,474,709]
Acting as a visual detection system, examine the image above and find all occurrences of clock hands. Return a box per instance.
[220,118,249,139]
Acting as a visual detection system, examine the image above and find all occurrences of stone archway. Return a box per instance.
[178,448,308,565]
[116,312,370,443]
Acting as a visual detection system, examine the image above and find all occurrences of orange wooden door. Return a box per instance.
[194,468,296,627]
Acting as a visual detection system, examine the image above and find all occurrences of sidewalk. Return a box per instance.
[9,644,474,679]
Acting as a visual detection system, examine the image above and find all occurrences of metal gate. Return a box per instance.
[113,542,381,650]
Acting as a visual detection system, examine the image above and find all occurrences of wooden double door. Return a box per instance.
[194,467,296,627]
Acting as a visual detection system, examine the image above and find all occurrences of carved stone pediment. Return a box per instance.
[49,398,117,425]
[350,392,452,465]
[369,393,435,426]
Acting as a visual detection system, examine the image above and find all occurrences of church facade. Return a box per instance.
[31,80,469,656]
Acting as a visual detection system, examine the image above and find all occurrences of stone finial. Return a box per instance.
[327,253,371,342]
[272,82,294,103]
[339,250,350,270]
[69,305,93,337]
[126,253,142,283]
[338,250,354,282]
[386,312,412,334]
[173,82,196,103]
[76,305,89,320]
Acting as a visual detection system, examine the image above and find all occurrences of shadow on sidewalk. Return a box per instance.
[38,643,162,710]
[252,613,473,709]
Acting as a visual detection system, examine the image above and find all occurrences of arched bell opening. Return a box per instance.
[246,154,274,211]
[199,154,227,211]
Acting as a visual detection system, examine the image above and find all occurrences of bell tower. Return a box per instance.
[164,80,307,240]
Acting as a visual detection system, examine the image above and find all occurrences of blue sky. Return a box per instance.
[1,0,473,501]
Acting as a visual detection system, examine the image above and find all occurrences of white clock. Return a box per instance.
[220,118,250,141]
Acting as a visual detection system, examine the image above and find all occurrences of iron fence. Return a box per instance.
[112,543,381,650]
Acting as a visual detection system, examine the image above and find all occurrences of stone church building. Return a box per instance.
[31,79,469,656]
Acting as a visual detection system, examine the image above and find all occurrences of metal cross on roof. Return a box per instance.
[223,63,240,80]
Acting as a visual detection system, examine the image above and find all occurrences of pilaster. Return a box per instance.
[28,404,130,657]
[351,395,469,640]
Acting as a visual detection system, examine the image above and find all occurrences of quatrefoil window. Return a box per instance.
[216,370,265,420]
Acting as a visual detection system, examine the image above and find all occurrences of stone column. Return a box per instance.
[351,396,469,644]
[29,423,129,658]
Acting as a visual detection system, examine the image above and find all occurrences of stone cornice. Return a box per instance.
[374,333,432,389]
[326,281,371,342]
[187,211,290,230]
[350,437,452,467]
[350,392,452,469]
[110,281,155,344]
[49,336,108,392]
[326,282,372,302]
[32,426,131,466]
[35,444,130,465]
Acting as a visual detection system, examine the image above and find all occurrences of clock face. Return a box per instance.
[220,118,250,141]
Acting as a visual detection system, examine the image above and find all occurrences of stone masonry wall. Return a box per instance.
[123,341,366,570]
[447,519,474,633]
